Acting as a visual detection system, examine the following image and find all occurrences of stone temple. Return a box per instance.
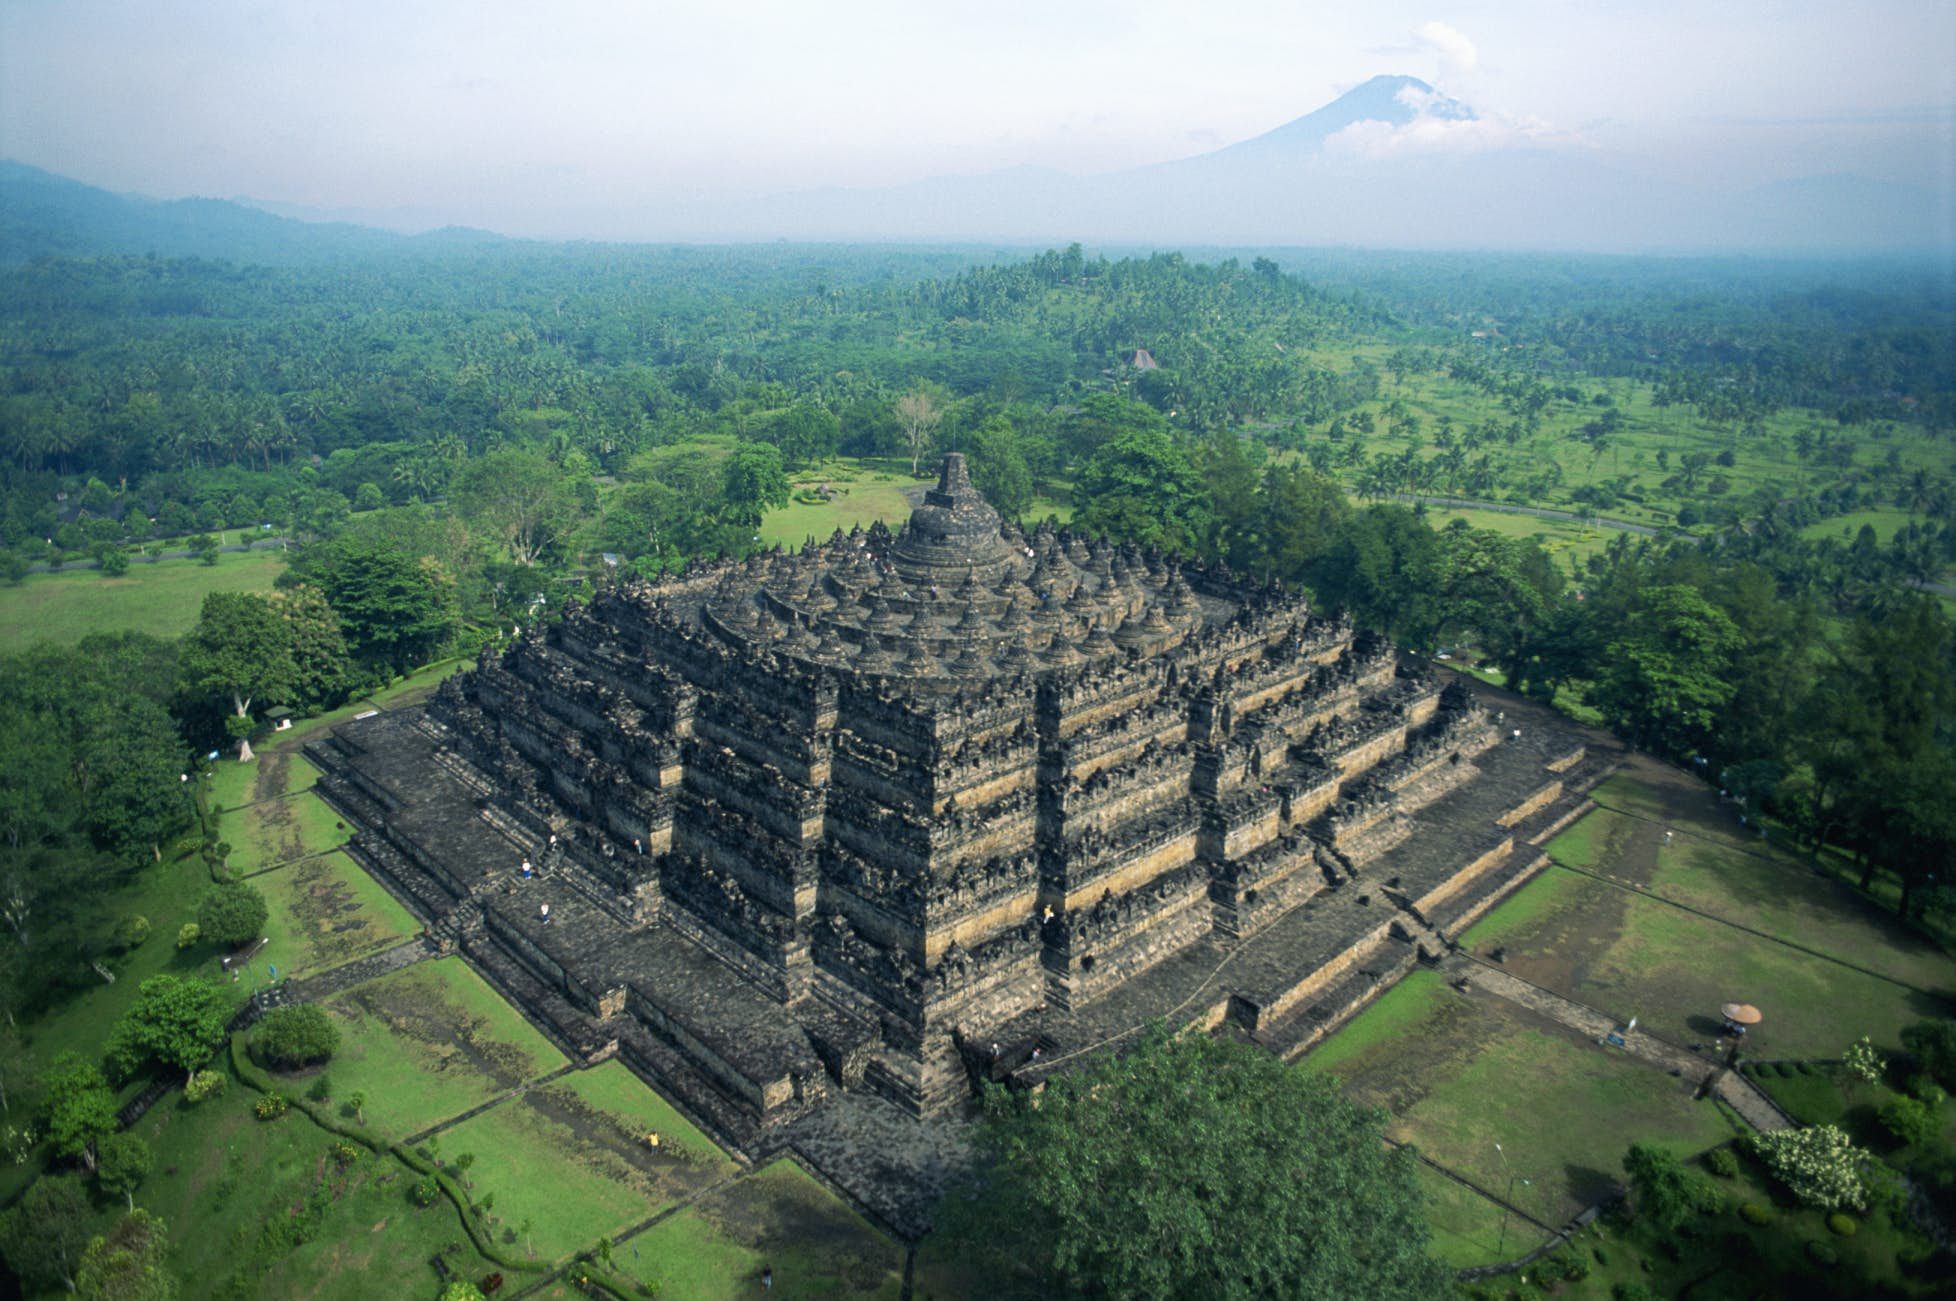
[309,453,1606,1228]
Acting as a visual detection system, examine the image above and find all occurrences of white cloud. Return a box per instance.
[1414,19,1478,72]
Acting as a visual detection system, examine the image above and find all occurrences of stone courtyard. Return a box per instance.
[307,453,1614,1233]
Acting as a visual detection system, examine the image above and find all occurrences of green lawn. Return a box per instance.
[208,750,322,814]
[1416,1163,1526,1269]
[14,850,244,1080]
[1798,507,1922,545]
[621,1159,905,1299]
[436,1060,737,1263]
[115,1064,499,1301]
[0,548,285,649]
[224,787,353,875]
[255,849,420,981]
[320,957,568,1141]
[1469,866,1937,1061]
[1311,971,1737,1224]
[1429,506,1618,574]
[762,467,921,547]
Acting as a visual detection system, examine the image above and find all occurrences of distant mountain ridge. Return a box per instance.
[0,160,507,264]
[3,74,1948,257]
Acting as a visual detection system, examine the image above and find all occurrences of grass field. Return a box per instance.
[763,465,922,546]
[1416,1164,1519,1269]
[115,1069,500,1300]
[321,957,569,1141]
[223,787,353,875]
[209,750,323,813]
[1798,507,1922,544]
[1310,971,1737,1226]
[1428,506,1618,574]
[1273,357,1951,559]
[1480,760,1956,1056]
[0,547,286,648]
[12,850,248,1088]
[437,1061,738,1263]
[621,1159,905,1299]
[255,849,420,980]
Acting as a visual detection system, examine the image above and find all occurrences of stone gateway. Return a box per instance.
[309,454,1609,1228]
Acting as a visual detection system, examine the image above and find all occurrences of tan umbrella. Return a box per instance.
[1722,1003,1763,1025]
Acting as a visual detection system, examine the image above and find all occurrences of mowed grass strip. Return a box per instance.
[0,548,285,649]
[1309,970,1734,1224]
[761,470,919,547]
[224,787,353,875]
[208,750,323,813]
[1647,835,1956,995]
[121,1070,498,1301]
[622,1158,904,1300]
[1588,767,1956,995]
[1415,1164,1536,1269]
[438,1061,738,1263]
[322,957,567,1140]
[1464,862,1938,1061]
[256,849,419,980]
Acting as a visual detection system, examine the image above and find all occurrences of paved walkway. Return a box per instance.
[285,934,436,1004]
[1447,953,1792,1132]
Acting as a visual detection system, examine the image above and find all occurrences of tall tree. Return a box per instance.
[721,442,790,529]
[1074,428,1211,555]
[104,976,230,1085]
[938,1026,1447,1298]
[177,593,297,760]
[451,448,582,565]
[39,1052,118,1172]
[1590,584,1743,754]
[894,388,945,476]
[0,1174,91,1294]
[77,1208,176,1301]
[287,540,455,673]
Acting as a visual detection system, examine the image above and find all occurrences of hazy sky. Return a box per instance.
[4,0,1952,237]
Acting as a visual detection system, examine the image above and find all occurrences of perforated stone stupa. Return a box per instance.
[309,453,1610,1229]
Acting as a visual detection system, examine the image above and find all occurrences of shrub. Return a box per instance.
[1748,1126,1868,1211]
[254,1092,289,1121]
[1740,1202,1773,1226]
[175,923,201,950]
[1562,1254,1591,1282]
[1592,1245,1609,1265]
[1532,1255,1565,1283]
[1703,1148,1739,1178]
[1623,1141,1721,1230]
[1878,1095,1939,1149]
[1905,1073,1947,1107]
[196,882,268,948]
[1807,1240,1839,1267]
[112,915,151,951]
[252,1004,340,1070]
[306,1074,333,1102]
[1827,1212,1858,1237]
[1901,1020,1956,1088]
[328,1141,361,1167]
[1843,1037,1885,1087]
[410,1176,441,1208]
[184,1070,227,1103]
[1612,1284,1659,1301]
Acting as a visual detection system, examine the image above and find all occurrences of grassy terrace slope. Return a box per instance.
[1303,755,1956,1288]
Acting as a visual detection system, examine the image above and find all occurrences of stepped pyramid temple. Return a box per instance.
[310,453,1606,1227]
